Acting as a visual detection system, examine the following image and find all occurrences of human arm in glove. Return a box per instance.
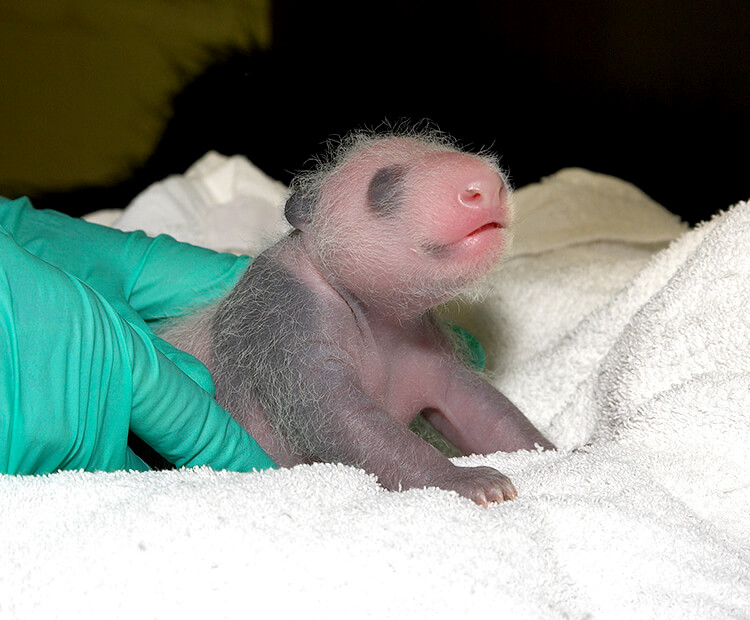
[0,196,275,474]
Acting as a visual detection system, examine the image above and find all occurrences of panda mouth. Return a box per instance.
[465,221,502,238]
[421,221,503,257]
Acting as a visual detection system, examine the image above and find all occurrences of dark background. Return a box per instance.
[36,0,749,225]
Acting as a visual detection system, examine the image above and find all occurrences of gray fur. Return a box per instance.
[284,192,316,229]
[165,126,552,505]
[367,164,407,216]
[211,249,330,459]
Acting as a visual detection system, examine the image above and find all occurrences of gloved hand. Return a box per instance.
[0,196,275,474]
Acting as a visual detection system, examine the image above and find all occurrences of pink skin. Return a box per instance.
[311,145,511,317]
[176,136,554,506]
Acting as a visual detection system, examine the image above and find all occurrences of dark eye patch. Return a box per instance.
[367,164,406,216]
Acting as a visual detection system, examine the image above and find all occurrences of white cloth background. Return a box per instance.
[3,155,747,619]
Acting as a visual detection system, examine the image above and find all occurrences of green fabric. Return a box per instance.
[0,196,275,475]
[445,324,486,372]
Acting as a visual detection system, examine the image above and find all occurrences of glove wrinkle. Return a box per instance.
[0,197,274,475]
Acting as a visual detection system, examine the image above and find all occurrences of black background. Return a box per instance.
[37,1,749,225]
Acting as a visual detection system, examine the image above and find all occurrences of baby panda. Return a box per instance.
[173,127,553,505]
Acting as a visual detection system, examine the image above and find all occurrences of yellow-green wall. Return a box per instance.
[0,0,270,197]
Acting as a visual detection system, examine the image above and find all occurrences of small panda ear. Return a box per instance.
[284,191,315,231]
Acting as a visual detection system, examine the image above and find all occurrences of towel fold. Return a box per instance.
[6,157,746,618]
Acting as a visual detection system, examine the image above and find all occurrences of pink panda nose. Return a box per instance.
[457,173,505,211]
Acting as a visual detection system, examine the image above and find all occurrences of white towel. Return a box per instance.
[110,151,290,255]
[5,156,747,618]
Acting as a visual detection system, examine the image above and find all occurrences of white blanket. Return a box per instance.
[2,155,748,618]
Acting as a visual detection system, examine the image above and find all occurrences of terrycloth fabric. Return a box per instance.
[4,156,748,618]
[488,201,750,539]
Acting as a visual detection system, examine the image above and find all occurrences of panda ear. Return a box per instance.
[284,191,315,231]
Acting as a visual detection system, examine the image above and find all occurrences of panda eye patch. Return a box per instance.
[367,164,406,216]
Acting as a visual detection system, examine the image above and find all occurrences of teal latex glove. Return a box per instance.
[0,196,275,474]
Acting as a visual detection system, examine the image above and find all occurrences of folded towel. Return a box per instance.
[6,157,746,618]
[111,151,290,255]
